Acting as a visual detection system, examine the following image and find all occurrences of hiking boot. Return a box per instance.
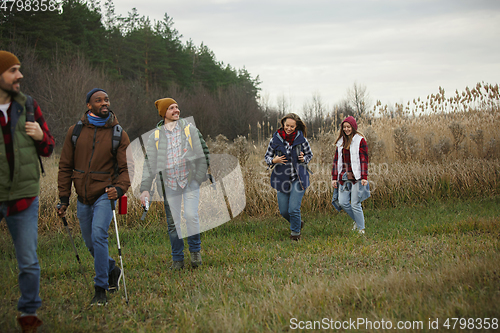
[108,266,121,293]
[190,251,202,268]
[170,260,185,271]
[90,286,107,306]
[17,314,42,333]
[290,234,301,241]
[301,220,305,230]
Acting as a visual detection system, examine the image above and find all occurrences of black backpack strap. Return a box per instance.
[71,120,84,147]
[112,124,122,157]
[294,143,313,174]
[25,95,45,176]
[111,124,123,180]
[25,95,35,122]
[294,144,301,157]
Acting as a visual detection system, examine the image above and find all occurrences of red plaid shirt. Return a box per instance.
[0,98,54,217]
[332,137,368,185]
[163,123,188,190]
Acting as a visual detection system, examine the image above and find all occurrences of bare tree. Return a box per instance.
[312,93,325,122]
[277,93,291,118]
[258,93,280,138]
[346,82,371,118]
[302,92,327,137]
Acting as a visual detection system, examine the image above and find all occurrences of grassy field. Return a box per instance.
[1,195,499,332]
[2,99,499,331]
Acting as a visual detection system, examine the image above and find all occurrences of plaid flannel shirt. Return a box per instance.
[163,122,188,190]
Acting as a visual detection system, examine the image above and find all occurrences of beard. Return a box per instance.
[0,80,21,97]
[92,106,112,118]
[0,88,18,98]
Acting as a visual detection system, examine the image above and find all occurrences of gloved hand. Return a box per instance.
[56,203,67,218]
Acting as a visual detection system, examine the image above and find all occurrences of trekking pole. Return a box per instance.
[56,203,90,288]
[108,193,129,305]
[159,171,166,201]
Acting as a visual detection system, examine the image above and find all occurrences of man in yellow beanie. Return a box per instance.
[139,98,210,270]
[0,50,54,332]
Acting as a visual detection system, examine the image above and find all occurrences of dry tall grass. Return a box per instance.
[217,95,500,217]
[10,84,500,231]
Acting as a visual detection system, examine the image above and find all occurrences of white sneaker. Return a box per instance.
[358,229,365,234]
[352,222,357,231]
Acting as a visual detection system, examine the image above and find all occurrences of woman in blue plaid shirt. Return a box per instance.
[264,113,313,241]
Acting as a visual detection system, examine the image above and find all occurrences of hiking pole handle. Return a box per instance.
[57,203,69,226]
[106,186,116,211]
[141,197,149,221]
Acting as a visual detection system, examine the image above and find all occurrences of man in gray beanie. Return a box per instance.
[0,50,54,332]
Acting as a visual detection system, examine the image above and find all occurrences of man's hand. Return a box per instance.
[140,191,150,206]
[106,186,118,200]
[25,121,44,141]
[57,203,68,218]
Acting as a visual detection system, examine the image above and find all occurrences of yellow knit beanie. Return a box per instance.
[155,98,177,118]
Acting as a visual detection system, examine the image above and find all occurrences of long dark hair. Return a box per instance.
[280,113,307,137]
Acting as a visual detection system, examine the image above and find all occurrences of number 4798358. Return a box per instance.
[443,318,498,330]
[1,1,58,12]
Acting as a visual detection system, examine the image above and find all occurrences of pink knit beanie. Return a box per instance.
[342,116,358,131]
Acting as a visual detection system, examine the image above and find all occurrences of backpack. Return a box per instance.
[154,123,192,151]
[153,122,213,184]
[71,120,123,178]
[25,95,45,176]
[71,120,122,157]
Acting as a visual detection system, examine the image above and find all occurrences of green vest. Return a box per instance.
[0,92,40,201]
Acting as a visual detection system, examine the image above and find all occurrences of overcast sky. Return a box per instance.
[113,0,500,115]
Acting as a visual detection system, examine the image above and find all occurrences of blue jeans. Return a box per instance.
[338,181,365,230]
[1,197,42,314]
[77,193,116,289]
[164,181,201,261]
[277,180,305,235]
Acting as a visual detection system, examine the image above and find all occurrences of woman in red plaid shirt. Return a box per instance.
[331,116,369,234]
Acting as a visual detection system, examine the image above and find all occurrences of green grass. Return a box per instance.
[1,196,499,332]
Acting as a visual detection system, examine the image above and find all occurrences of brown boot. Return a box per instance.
[17,314,43,333]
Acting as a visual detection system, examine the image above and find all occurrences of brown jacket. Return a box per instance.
[58,111,131,205]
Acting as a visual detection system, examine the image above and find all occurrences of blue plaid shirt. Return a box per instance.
[264,133,313,181]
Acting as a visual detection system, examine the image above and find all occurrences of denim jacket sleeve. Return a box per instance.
[358,182,371,202]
